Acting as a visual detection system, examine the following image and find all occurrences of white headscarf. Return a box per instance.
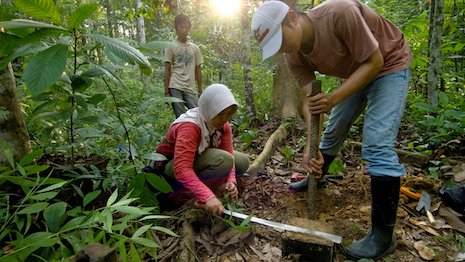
[172,84,238,154]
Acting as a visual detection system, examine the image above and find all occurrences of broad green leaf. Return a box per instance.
[17,164,26,175]
[17,202,49,215]
[5,177,37,187]
[30,191,58,201]
[23,164,50,176]
[105,47,127,66]
[240,213,253,227]
[412,102,438,113]
[75,116,110,126]
[0,44,48,71]
[0,19,66,30]
[131,237,160,248]
[13,0,62,25]
[85,34,150,68]
[140,215,172,221]
[150,226,179,237]
[25,44,68,96]
[140,50,167,62]
[67,3,97,31]
[29,111,64,123]
[19,149,43,166]
[146,174,172,193]
[0,32,21,57]
[127,174,145,198]
[22,28,66,44]
[0,255,19,262]
[454,42,465,52]
[139,186,159,209]
[83,190,101,207]
[37,181,67,193]
[87,94,106,105]
[140,65,152,76]
[107,190,118,207]
[140,40,176,50]
[117,143,138,157]
[438,92,449,107]
[129,242,142,262]
[132,225,151,239]
[95,64,127,89]
[59,216,87,232]
[81,67,105,77]
[43,202,68,233]
[25,213,32,234]
[23,232,56,247]
[102,209,113,233]
[118,240,128,262]
[70,74,93,93]
[0,138,14,169]
[111,198,138,207]
[110,206,151,215]
[142,153,167,161]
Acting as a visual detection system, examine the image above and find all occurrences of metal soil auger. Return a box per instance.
[282,80,340,261]
[307,79,322,219]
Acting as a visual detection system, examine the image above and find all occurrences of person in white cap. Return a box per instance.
[251,0,412,260]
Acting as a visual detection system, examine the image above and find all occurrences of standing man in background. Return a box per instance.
[164,14,203,118]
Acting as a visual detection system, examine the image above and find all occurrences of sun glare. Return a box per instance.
[212,0,240,16]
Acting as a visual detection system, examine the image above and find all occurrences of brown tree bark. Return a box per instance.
[105,0,114,37]
[239,0,258,127]
[0,64,32,167]
[272,53,302,120]
[427,0,444,108]
[246,53,302,175]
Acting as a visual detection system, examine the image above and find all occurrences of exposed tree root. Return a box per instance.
[177,219,197,262]
[247,123,288,176]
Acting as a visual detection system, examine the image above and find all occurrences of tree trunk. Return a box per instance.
[136,0,147,82]
[246,55,302,175]
[239,0,258,127]
[105,0,114,37]
[272,53,302,120]
[427,0,444,108]
[0,64,32,167]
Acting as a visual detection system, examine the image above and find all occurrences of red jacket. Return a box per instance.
[156,122,236,202]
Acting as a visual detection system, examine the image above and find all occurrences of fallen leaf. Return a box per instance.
[359,205,371,213]
[439,207,465,233]
[409,218,440,236]
[414,241,436,260]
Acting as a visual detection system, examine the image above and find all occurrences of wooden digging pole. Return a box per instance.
[307,80,322,219]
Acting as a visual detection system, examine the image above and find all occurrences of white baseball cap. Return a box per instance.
[251,1,290,61]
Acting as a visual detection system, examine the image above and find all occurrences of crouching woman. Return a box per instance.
[154,84,249,215]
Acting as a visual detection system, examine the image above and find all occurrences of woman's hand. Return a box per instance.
[302,150,324,179]
[225,182,238,200]
[194,197,224,215]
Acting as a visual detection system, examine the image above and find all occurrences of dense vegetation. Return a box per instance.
[0,0,464,261]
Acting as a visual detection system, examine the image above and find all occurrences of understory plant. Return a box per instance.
[0,0,181,169]
[0,140,178,261]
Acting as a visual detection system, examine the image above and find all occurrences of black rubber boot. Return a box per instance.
[289,153,335,191]
[344,176,400,260]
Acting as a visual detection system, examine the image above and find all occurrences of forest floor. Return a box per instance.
[155,120,465,262]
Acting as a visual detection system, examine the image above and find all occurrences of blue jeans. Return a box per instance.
[320,68,410,177]
[169,88,198,118]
